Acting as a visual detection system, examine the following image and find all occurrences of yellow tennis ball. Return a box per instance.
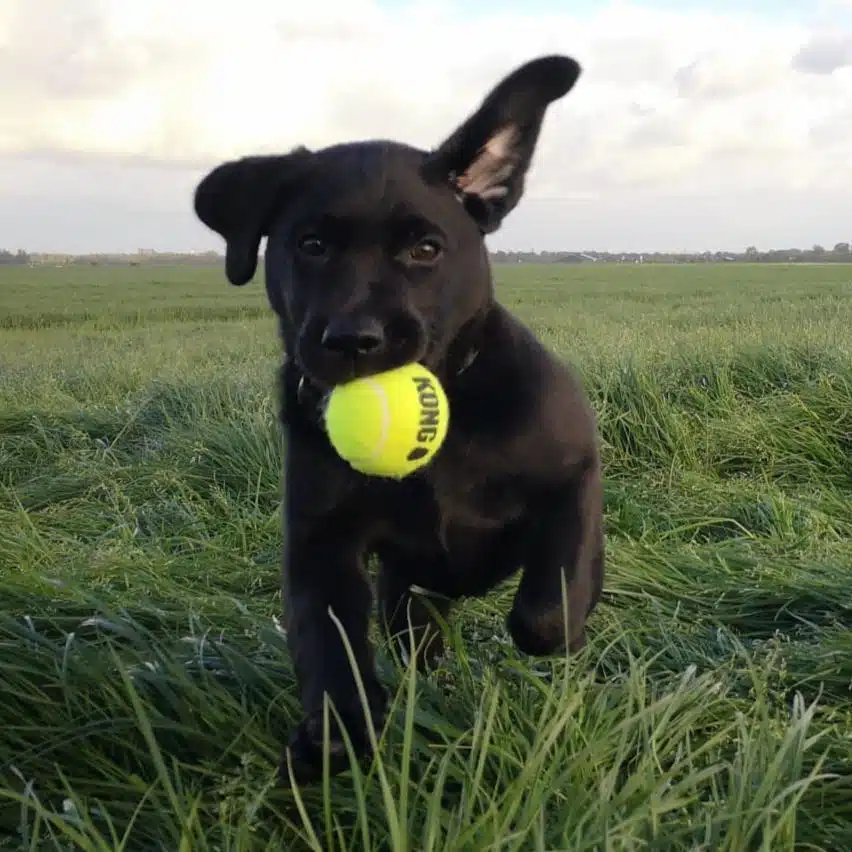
[324,363,450,478]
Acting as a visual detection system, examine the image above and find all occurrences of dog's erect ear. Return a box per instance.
[422,55,581,233]
[193,149,311,286]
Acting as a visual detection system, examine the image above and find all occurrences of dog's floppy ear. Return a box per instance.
[193,148,311,286]
[422,55,581,233]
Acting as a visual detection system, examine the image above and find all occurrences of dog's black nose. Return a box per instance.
[321,316,385,356]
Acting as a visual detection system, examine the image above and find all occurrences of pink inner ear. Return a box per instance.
[455,125,520,200]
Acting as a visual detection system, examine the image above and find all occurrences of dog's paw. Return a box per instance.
[279,705,384,785]
[506,604,586,657]
[507,605,588,657]
[280,715,351,784]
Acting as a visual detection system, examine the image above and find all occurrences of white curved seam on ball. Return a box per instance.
[363,378,390,462]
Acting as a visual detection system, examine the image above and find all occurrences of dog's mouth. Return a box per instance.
[295,313,427,390]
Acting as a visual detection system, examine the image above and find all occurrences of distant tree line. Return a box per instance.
[4,243,852,266]
[0,249,30,265]
[489,242,852,265]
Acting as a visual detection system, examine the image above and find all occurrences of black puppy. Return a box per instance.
[193,55,604,783]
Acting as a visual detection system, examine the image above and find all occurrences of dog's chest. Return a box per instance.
[370,450,529,556]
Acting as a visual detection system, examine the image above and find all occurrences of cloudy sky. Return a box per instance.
[2,0,851,254]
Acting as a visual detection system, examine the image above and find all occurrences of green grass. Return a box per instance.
[1,262,851,850]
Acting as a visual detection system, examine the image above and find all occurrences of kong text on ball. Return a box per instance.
[323,363,450,478]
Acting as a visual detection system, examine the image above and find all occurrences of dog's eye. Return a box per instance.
[297,234,327,257]
[408,239,442,264]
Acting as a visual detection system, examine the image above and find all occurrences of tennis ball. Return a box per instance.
[324,363,450,479]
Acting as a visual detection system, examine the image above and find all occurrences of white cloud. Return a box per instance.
[793,32,852,74]
[1,0,851,252]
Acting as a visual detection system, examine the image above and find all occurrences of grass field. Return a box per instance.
[1,261,851,850]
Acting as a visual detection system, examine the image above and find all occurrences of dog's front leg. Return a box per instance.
[507,459,605,656]
[281,520,385,783]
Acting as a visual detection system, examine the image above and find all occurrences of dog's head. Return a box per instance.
[194,55,581,388]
